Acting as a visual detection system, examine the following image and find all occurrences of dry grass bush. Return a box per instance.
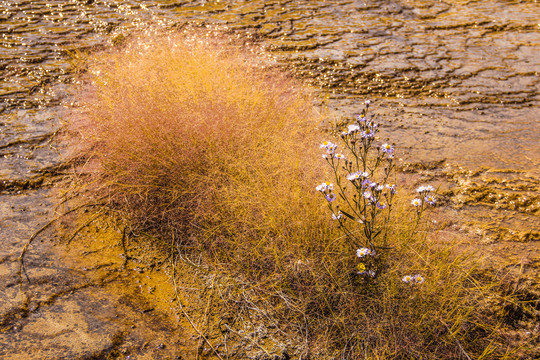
[69,28,524,359]
[74,28,324,253]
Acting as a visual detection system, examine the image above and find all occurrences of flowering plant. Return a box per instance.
[318,101,396,248]
[316,102,397,277]
[317,102,436,280]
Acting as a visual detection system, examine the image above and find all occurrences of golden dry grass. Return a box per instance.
[68,28,525,359]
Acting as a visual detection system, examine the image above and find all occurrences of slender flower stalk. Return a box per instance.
[409,184,438,240]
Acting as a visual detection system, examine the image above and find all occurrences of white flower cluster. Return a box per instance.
[402,274,425,284]
[320,141,337,155]
[346,171,369,182]
[315,181,336,202]
[411,184,436,207]
[356,247,374,258]
[416,185,434,194]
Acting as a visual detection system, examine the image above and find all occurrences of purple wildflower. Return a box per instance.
[361,129,375,138]
[325,193,337,202]
[402,275,413,283]
[381,143,394,154]
[425,195,436,205]
[355,114,366,123]
[386,184,397,194]
[358,270,376,277]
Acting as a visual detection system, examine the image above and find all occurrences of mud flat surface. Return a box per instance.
[0,189,198,359]
[1,0,539,358]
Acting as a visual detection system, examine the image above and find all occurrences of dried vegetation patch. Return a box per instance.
[62,28,537,359]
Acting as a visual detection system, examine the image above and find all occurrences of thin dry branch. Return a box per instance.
[66,210,104,245]
[18,202,105,286]
[17,218,57,285]
[170,252,224,360]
